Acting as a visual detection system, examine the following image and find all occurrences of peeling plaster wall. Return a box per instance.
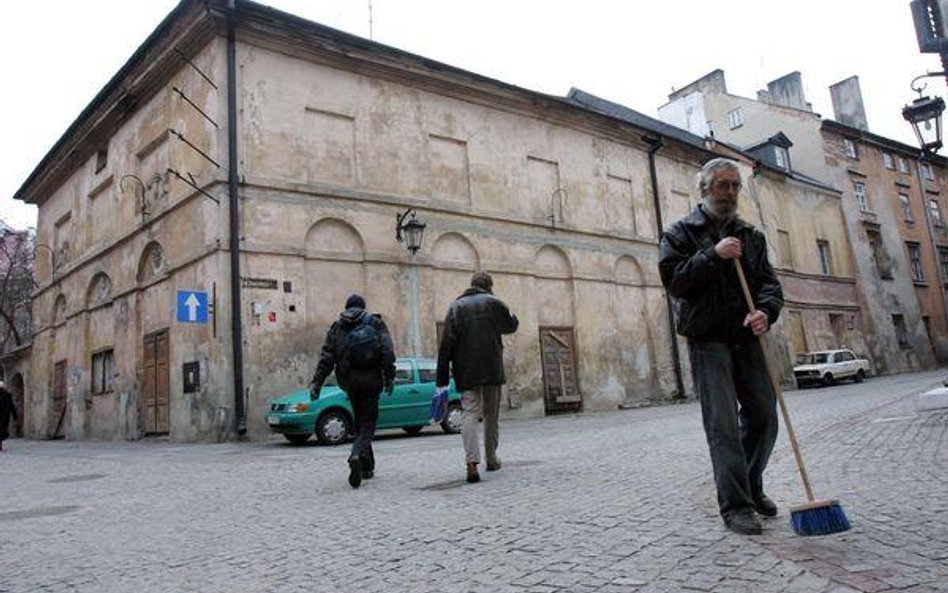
[233,40,702,432]
[28,40,232,442]
[822,131,935,373]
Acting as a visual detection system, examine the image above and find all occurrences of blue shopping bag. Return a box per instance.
[430,387,449,422]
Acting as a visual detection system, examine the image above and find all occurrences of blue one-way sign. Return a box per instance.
[177,290,209,324]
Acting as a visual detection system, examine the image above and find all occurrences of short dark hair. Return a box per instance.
[345,294,366,309]
[471,271,493,292]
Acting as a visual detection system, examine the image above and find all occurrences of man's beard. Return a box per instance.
[704,197,737,220]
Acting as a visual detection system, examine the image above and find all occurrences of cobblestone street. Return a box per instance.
[2,370,947,593]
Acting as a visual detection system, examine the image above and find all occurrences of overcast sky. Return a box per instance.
[0,0,941,230]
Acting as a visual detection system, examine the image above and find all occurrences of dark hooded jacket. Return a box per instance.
[0,386,17,442]
[436,287,519,391]
[659,205,783,341]
[311,307,396,394]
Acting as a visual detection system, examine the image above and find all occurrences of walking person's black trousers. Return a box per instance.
[689,338,779,518]
[348,389,380,473]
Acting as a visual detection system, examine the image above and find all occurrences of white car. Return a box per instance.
[793,349,871,387]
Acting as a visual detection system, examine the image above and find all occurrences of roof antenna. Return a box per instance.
[368,0,374,40]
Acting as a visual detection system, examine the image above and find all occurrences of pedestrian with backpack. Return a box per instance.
[436,271,519,484]
[310,294,396,488]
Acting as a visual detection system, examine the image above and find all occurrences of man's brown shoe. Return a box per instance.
[466,462,480,483]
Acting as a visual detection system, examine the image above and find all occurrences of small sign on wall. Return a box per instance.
[183,361,200,393]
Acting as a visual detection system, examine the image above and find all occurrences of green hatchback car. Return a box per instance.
[266,358,463,445]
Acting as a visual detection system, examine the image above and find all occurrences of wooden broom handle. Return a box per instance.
[733,259,816,502]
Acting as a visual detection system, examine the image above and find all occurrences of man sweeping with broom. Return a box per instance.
[658,158,782,535]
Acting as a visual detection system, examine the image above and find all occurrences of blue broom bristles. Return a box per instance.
[790,501,851,536]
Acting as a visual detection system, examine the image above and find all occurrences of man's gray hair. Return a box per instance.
[697,158,741,197]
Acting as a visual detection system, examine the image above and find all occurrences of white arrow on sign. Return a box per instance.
[184,293,201,322]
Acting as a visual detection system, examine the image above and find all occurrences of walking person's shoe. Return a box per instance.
[752,494,778,517]
[347,456,363,489]
[723,508,763,535]
[486,459,502,472]
[362,469,374,480]
[466,462,480,483]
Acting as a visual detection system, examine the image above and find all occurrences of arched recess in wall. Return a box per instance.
[614,255,656,389]
[430,232,480,336]
[52,294,68,326]
[303,217,367,330]
[85,272,113,309]
[533,245,574,327]
[136,241,166,285]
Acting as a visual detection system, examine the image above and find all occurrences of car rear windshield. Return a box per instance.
[796,353,829,364]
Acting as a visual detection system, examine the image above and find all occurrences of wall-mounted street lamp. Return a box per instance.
[395,208,427,357]
[903,74,947,154]
[395,208,427,254]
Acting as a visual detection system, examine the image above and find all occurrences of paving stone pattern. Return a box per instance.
[1,370,946,593]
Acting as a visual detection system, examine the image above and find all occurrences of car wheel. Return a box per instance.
[315,409,352,446]
[284,433,311,445]
[402,426,424,435]
[440,402,463,434]
[823,373,835,386]
[854,369,865,383]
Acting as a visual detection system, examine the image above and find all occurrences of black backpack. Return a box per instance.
[343,316,382,370]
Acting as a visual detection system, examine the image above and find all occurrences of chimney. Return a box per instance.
[668,69,728,102]
[829,76,869,131]
[766,72,809,111]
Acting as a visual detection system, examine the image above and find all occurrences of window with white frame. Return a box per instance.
[774,146,789,170]
[921,162,935,180]
[907,242,925,282]
[930,197,944,227]
[817,240,833,275]
[843,138,858,159]
[853,180,869,212]
[727,108,743,129]
[899,193,914,222]
[91,349,114,394]
[883,153,895,169]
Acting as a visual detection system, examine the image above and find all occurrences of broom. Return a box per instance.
[733,259,851,536]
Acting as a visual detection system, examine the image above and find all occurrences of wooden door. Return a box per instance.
[50,360,67,438]
[787,311,808,359]
[539,327,581,414]
[142,330,170,434]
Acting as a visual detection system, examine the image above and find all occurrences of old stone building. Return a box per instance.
[13,0,740,442]
[660,69,943,373]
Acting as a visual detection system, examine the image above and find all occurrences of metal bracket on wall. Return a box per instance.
[168,128,220,169]
[172,86,220,129]
[166,168,220,205]
[120,174,150,226]
[174,47,218,89]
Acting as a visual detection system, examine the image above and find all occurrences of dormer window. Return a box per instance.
[774,146,789,170]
